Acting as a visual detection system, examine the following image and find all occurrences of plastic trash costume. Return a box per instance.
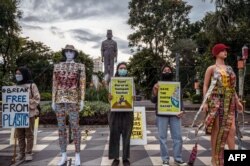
[189,43,243,166]
[52,45,86,166]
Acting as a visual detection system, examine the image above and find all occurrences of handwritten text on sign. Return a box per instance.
[2,86,29,128]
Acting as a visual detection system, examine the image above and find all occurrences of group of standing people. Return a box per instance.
[13,42,243,166]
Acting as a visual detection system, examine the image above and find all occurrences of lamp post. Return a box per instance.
[242,45,248,60]
[238,44,249,113]
[194,72,200,95]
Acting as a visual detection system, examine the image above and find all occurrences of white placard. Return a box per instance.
[130,107,147,145]
[2,86,29,128]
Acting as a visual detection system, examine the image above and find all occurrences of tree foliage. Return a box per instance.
[194,0,250,94]
[128,0,192,58]
[171,38,198,93]
[16,39,53,91]
[127,48,166,98]
[0,0,22,77]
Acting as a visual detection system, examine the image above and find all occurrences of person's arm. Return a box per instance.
[79,64,86,102]
[176,85,184,118]
[203,66,214,112]
[52,64,57,104]
[151,83,159,103]
[235,92,244,112]
[229,66,244,112]
[30,83,40,110]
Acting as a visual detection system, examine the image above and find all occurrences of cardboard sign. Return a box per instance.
[157,81,181,115]
[130,107,147,145]
[2,86,29,128]
[111,77,134,111]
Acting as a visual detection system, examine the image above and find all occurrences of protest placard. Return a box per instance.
[130,107,147,145]
[110,77,134,111]
[2,86,29,128]
[157,81,181,115]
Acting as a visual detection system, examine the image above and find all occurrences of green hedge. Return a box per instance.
[79,101,110,117]
[85,87,109,103]
[39,101,110,125]
[40,92,52,101]
[39,86,109,103]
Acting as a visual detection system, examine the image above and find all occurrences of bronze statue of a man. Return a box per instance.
[101,30,118,79]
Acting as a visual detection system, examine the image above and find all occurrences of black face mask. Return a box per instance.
[161,72,173,81]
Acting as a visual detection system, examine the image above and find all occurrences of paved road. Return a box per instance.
[0,126,250,166]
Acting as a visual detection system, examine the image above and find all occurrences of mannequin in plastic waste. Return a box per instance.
[52,44,86,166]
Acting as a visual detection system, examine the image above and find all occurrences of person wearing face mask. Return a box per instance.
[108,62,134,166]
[151,65,187,166]
[15,66,40,161]
[52,44,86,166]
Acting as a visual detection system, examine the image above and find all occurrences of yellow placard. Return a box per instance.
[131,112,143,139]
[157,81,181,115]
[130,107,147,145]
[111,77,134,111]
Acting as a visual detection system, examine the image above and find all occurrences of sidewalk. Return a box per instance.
[0,126,250,166]
[0,101,250,166]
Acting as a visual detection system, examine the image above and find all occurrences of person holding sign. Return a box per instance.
[152,65,187,166]
[202,44,243,166]
[108,62,134,166]
[15,67,40,161]
[52,45,86,166]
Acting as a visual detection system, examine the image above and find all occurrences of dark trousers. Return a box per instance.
[108,112,134,160]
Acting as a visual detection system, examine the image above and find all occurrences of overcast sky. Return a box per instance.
[19,0,214,62]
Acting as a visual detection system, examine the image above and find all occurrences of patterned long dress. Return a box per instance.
[205,65,237,166]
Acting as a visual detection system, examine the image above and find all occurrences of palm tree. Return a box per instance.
[202,0,229,10]
[201,0,249,35]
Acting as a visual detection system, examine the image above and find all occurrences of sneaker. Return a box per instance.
[174,160,188,166]
[25,153,33,161]
[162,160,170,166]
[123,159,130,166]
[111,159,120,166]
[16,154,25,161]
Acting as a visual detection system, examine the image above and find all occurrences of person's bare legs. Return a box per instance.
[211,116,219,166]
[227,115,235,149]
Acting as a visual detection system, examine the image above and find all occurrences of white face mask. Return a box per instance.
[15,74,23,81]
[65,51,75,61]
